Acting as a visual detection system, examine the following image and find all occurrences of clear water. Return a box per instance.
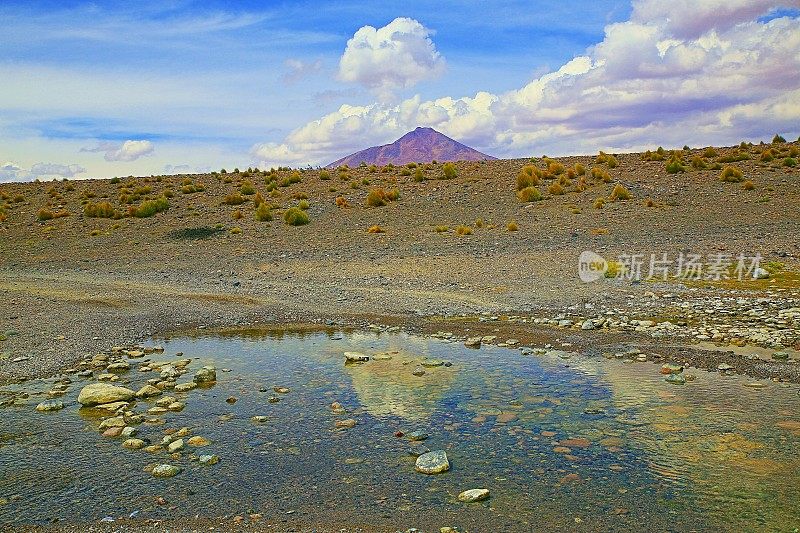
[1,328,799,531]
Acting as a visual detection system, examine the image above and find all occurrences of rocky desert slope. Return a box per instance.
[1,140,799,383]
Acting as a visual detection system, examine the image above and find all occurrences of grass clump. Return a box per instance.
[230,226,242,234]
[743,180,755,190]
[665,157,687,174]
[507,220,518,232]
[455,225,472,235]
[590,167,612,182]
[84,201,120,219]
[784,157,797,167]
[596,151,618,168]
[131,196,169,218]
[548,182,564,195]
[720,166,744,182]
[298,199,310,210]
[335,196,349,208]
[319,169,331,180]
[691,156,708,169]
[604,260,623,278]
[442,162,457,179]
[240,180,256,195]
[255,203,273,221]
[37,208,69,221]
[610,183,632,201]
[283,207,309,226]
[224,192,246,205]
[517,186,542,202]
[366,188,400,207]
[413,167,425,182]
[367,225,385,234]
[435,225,449,233]
[717,152,750,163]
[169,226,224,240]
[517,165,541,189]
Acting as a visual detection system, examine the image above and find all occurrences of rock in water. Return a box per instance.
[415,450,450,474]
[35,399,64,412]
[344,352,369,362]
[660,363,683,374]
[77,383,136,406]
[193,366,217,383]
[151,464,181,478]
[122,438,146,449]
[464,337,482,348]
[665,374,686,385]
[136,385,163,398]
[199,454,220,465]
[458,488,490,502]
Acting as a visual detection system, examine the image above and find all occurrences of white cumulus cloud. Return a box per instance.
[338,17,445,100]
[81,139,155,161]
[253,3,800,167]
[0,161,86,182]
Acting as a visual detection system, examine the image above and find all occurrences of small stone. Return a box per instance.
[151,464,181,478]
[415,450,450,474]
[336,419,357,428]
[408,443,431,457]
[174,382,197,392]
[148,407,168,415]
[99,416,126,430]
[458,488,490,503]
[268,396,280,403]
[155,396,176,407]
[123,438,146,450]
[274,387,290,394]
[665,374,686,385]
[167,402,185,411]
[136,385,163,398]
[464,337,482,348]
[344,352,369,362]
[252,416,269,423]
[121,426,138,438]
[717,363,734,371]
[193,366,217,383]
[412,367,426,377]
[187,436,210,446]
[226,396,237,404]
[35,399,64,412]
[660,363,683,374]
[199,454,219,466]
[167,439,185,453]
[102,427,123,438]
[772,352,789,361]
[407,430,428,441]
[107,362,130,372]
[421,359,443,368]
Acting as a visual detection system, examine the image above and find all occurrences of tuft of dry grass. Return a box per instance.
[507,220,518,231]
[442,162,458,179]
[548,182,565,195]
[435,225,449,233]
[517,186,542,202]
[335,196,349,208]
[593,198,605,209]
[720,166,744,182]
[255,203,273,221]
[366,188,400,207]
[319,169,331,180]
[224,192,246,205]
[84,201,120,219]
[232,209,243,220]
[610,184,632,201]
[455,225,472,235]
[596,151,618,168]
[742,180,755,190]
[283,207,309,226]
[645,198,655,207]
[516,165,541,189]
[367,225,385,234]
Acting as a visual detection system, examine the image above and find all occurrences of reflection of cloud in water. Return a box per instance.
[595,361,800,528]
[341,335,458,421]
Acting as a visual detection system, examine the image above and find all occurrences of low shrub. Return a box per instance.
[507,220,518,231]
[255,203,273,221]
[413,168,425,182]
[593,197,605,209]
[784,157,797,167]
[128,196,169,218]
[367,225,385,234]
[548,182,564,195]
[610,183,632,201]
[232,209,243,220]
[720,166,744,182]
[455,225,472,235]
[717,152,750,163]
[298,199,310,210]
[596,151,618,168]
[319,170,331,180]
[442,162,457,179]
[435,225,449,233]
[283,207,309,226]
[37,208,69,221]
[665,158,687,174]
[253,191,265,207]
[224,192,246,205]
[645,198,655,207]
[743,180,755,190]
[84,201,119,219]
[590,167,612,182]
[366,188,400,207]
[335,196,349,207]
[240,180,256,195]
[691,156,708,169]
[230,226,242,234]
[773,134,786,144]
[703,147,718,158]
[547,160,565,175]
[517,166,541,189]
[517,186,542,202]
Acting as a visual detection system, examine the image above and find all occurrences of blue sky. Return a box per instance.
[1,0,798,181]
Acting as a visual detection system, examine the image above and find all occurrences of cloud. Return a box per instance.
[337,17,445,99]
[282,58,323,84]
[82,140,155,161]
[163,163,212,174]
[254,4,800,167]
[0,161,86,182]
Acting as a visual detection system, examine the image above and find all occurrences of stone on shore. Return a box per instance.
[151,464,181,478]
[458,488,490,503]
[415,450,450,474]
[193,366,217,383]
[199,454,220,465]
[344,352,369,362]
[136,385,163,398]
[35,399,64,412]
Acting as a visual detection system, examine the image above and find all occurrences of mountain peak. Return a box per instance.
[327,128,495,168]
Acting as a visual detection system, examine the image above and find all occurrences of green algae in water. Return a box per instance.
[0,331,799,531]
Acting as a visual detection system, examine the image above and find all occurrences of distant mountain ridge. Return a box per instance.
[327,127,496,168]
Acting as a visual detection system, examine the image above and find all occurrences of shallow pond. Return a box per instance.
[1,329,799,531]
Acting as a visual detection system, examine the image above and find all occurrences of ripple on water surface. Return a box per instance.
[1,329,799,531]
